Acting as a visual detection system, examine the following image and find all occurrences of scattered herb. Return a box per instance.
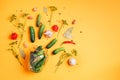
[55,52,71,72]
[61,19,68,25]
[80,31,83,33]
[49,6,57,26]
[9,41,18,45]
[32,7,37,12]
[21,13,29,18]
[57,19,68,37]
[8,47,22,66]
[9,14,17,22]
[71,49,78,56]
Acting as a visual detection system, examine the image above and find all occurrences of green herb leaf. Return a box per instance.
[9,41,18,45]
[10,14,17,22]
[62,19,68,25]
[49,6,57,11]
[71,49,78,56]
[21,13,29,18]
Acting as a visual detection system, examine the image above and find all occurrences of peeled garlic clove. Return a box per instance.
[44,30,53,38]
[68,58,76,66]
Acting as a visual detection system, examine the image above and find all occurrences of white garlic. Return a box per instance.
[44,30,53,38]
[68,58,76,66]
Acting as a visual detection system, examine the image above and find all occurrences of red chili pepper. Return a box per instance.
[62,40,76,45]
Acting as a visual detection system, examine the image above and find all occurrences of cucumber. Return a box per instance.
[53,47,65,55]
[29,26,35,43]
[36,14,41,27]
[38,24,45,39]
[35,56,46,68]
[35,46,43,52]
[46,38,57,49]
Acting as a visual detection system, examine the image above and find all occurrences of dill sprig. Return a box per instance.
[49,6,57,26]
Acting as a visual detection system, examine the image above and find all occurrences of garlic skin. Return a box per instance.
[68,58,76,66]
[44,30,53,38]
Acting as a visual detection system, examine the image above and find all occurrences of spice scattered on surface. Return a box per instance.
[27,16,33,20]
[58,12,61,15]
[72,19,76,24]
[71,49,78,56]
[32,7,37,12]
[9,14,17,22]
[21,13,29,18]
[80,31,83,33]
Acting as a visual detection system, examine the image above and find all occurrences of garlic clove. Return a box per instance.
[68,58,76,66]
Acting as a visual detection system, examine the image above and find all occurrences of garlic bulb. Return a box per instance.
[44,30,53,38]
[68,58,76,66]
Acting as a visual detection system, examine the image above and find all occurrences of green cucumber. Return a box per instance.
[35,56,46,68]
[29,26,35,43]
[38,24,45,39]
[36,14,41,27]
[53,47,65,55]
[46,38,57,49]
[37,50,44,56]
[35,46,42,52]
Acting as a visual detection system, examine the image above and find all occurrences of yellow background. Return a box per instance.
[0,0,120,80]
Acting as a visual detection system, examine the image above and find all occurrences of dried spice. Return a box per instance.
[9,14,17,22]
[8,13,28,66]
[8,46,22,66]
[71,49,78,56]
[21,13,29,18]
[72,19,76,24]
